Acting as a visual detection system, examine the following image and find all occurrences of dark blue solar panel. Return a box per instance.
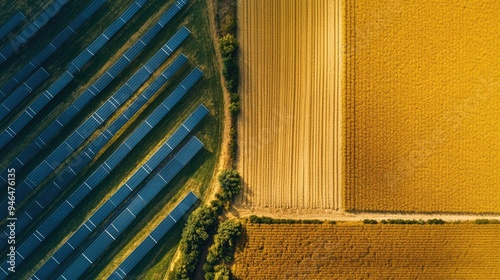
[158,4,181,26]
[67,185,91,207]
[183,104,209,130]
[124,41,144,60]
[0,69,50,115]
[141,24,162,43]
[32,47,53,65]
[103,20,124,38]
[150,216,176,240]
[44,71,73,98]
[0,78,23,100]
[90,201,115,225]
[87,34,108,54]
[121,2,141,22]
[167,26,191,49]
[84,0,107,18]
[109,56,129,76]
[39,202,73,235]
[72,89,94,111]
[68,13,87,31]
[0,12,25,40]
[163,68,202,110]
[35,258,58,279]
[93,73,114,92]
[170,192,198,221]
[51,27,74,48]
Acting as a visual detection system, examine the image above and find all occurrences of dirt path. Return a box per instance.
[231,205,500,222]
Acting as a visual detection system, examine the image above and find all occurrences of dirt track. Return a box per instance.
[236,0,342,212]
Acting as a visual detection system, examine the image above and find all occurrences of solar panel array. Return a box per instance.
[0,0,188,188]
[0,68,204,276]
[0,0,148,151]
[0,28,190,222]
[0,0,69,65]
[110,191,198,279]
[60,136,204,280]
[33,104,207,279]
[11,55,188,237]
[0,11,26,41]
[0,68,50,121]
[0,0,107,100]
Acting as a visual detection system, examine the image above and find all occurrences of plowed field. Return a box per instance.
[237,0,342,211]
[232,223,500,279]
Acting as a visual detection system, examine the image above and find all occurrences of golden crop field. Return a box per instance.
[236,0,342,211]
[345,1,500,213]
[232,223,500,279]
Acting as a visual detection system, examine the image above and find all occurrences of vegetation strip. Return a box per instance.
[34,105,207,279]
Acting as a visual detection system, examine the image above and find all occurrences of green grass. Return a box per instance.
[1,0,223,278]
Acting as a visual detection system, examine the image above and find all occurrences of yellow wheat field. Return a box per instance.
[236,0,342,211]
[345,0,500,213]
[232,223,500,279]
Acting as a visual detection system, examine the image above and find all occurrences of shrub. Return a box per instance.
[475,219,490,224]
[214,265,232,280]
[363,219,378,224]
[218,169,242,204]
[219,34,238,57]
[171,205,218,280]
[228,102,240,115]
[204,220,242,280]
[428,219,445,225]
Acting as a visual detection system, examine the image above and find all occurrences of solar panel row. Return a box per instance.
[0,0,106,100]
[0,0,69,65]
[0,29,189,223]
[0,11,26,41]
[0,1,188,188]
[10,55,187,238]
[0,68,50,121]
[0,67,204,276]
[67,0,147,74]
[0,0,147,151]
[110,191,198,279]
[33,104,207,280]
[59,137,204,280]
